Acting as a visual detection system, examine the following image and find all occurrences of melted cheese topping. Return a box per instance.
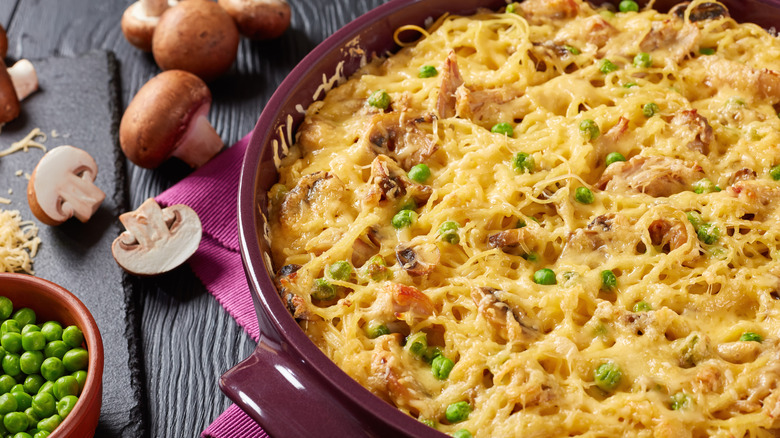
[0,210,40,274]
[269,1,780,436]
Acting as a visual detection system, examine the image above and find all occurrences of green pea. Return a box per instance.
[623,82,638,88]
[10,383,24,393]
[12,308,35,328]
[693,178,721,194]
[61,326,83,349]
[600,270,617,291]
[516,219,527,228]
[39,323,61,343]
[505,3,517,14]
[327,261,352,282]
[20,325,40,335]
[3,354,21,377]
[420,418,436,428]
[1,333,22,354]
[600,9,615,19]
[0,393,18,414]
[43,342,67,360]
[391,209,417,229]
[405,332,427,357]
[3,411,27,434]
[575,186,594,204]
[31,393,55,418]
[398,198,417,212]
[619,0,639,12]
[521,252,539,262]
[431,355,454,380]
[579,119,600,140]
[633,301,652,312]
[600,59,618,74]
[445,401,471,423]
[533,268,557,285]
[365,321,390,339]
[438,221,460,244]
[685,211,703,229]
[768,165,780,181]
[423,346,443,364]
[56,395,78,419]
[699,47,716,55]
[35,414,61,433]
[367,89,391,110]
[642,102,659,118]
[512,152,535,174]
[40,358,64,382]
[21,332,46,352]
[33,431,50,438]
[310,279,336,301]
[36,382,53,397]
[20,351,44,376]
[563,45,580,55]
[453,430,473,438]
[633,52,652,68]
[491,122,514,137]
[418,65,438,78]
[13,432,33,438]
[0,320,20,336]
[12,391,32,411]
[53,376,79,400]
[605,152,626,167]
[71,371,87,393]
[696,223,720,245]
[594,362,621,391]
[739,332,762,342]
[408,163,431,183]
[670,392,689,410]
[24,408,40,431]
[364,255,392,282]
[23,375,44,395]
[0,297,13,320]
[0,375,14,394]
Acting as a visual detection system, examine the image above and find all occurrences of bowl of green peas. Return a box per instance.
[0,273,103,438]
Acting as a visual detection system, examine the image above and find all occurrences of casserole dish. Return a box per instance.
[225,0,780,436]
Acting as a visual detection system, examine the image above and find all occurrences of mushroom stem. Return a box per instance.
[8,60,38,101]
[141,0,168,17]
[171,115,224,168]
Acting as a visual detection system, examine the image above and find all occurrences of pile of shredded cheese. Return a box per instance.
[0,210,40,274]
[269,1,780,436]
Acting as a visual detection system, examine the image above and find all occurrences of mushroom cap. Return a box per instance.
[0,59,20,125]
[119,70,212,169]
[0,24,7,59]
[218,0,291,40]
[27,146,106,226]
[152,0,240,82]
[121,2,159,52]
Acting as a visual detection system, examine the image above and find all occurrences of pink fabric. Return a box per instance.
[154,135,267,438]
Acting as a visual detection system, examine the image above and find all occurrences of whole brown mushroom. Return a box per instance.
[121,0,177,52]
[120,70,224,169]
[0,58,38,127]
[152,0,240,82]
[218,0,291,40]
[0,24,7,59]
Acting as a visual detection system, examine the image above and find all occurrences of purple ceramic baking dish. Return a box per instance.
[226,0,780,436]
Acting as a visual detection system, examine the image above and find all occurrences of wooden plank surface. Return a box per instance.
[1,0,385,436]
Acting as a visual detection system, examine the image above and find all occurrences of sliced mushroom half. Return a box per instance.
[112,198,202,276]
[395,240,440,277]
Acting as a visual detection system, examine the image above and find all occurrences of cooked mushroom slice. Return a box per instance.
[0,59,39,127]
[279,171,345,232]
[670,109,713,155]
[688,2,729,21]
[274,264,318,321]
[396,241,440,277]
[27,146,106,226]
[471,287,538,344]
[120,70,224,169]
[152,0,239,82]
[364,111,438,170]
[364,155,432,207]
[218,0,291,40]
[597,155,705,197]
[648,218,688,252]
[111,198,202,276]
[121,0,175,51]
[436,51,463,119]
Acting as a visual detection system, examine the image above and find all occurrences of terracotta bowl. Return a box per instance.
[0,273,104,438]
[226,0,780,436]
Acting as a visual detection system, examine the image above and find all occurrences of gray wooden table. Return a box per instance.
[0,0,385,436]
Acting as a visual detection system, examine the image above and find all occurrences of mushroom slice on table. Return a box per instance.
[120,70,224,169]
[27,146,106,226]
[121,0,177,52]
[0,59,39,127]
[218,0,291,40]
[112,198,202,276]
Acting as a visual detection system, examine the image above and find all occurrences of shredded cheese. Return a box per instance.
[0,128,47,158]
[0,209,40,274]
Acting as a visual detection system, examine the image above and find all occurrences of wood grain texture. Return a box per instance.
[3,0,388,436]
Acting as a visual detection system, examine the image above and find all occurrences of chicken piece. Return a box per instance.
[564,213,639,256]
[597,155,705,197]
[455,85,530,129]
[728,180,780,221]
[716,341,763,364]
[517,0,579,26]
[694,363,723,393]
[669,109,713,155]
[367,282,435,324]
[639,20,700,63]
[364,111,438,170]
[351,228,382,267]
[648,218,688,252]
[471,287,538,344]
[364,155,432,207]
[368,334,431,414]
[700,56,780,104]
[437,52,463,119]
[279,171,346,232]
[488,226,537,254]
[594,117,630,167]
[554,15,616,49]
[730,168,757,184]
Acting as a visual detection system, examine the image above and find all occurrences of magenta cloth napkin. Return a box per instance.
[154,134,268,438]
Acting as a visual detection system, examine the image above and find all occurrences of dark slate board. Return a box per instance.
[0,51,145,437]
